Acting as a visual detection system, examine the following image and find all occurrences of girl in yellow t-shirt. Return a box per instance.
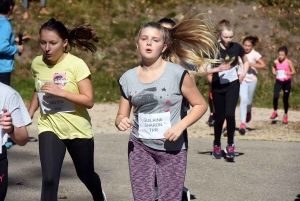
[28,18,106,201]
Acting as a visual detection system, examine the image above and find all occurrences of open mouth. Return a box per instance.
[146,48,152,53]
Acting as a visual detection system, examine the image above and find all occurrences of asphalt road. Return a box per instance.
[5,131,300,201]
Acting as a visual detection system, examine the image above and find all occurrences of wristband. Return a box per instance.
[7,125,14,134]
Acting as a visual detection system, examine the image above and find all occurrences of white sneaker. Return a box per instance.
[102,190,107,201]
[182,187,190,201]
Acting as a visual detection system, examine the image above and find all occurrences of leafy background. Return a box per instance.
[10,0,300,109]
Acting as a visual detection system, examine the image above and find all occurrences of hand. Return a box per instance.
[22,35,31,42]
[116,117,132,131]
[41,82,64,97]
[0,109,14,134]
[164,124,184,141]
[239,74,246,84]
[15,35,31,43]
[17,45,24,54]
[219,63,231,71]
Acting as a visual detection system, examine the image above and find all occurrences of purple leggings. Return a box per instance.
[128,137,187,201]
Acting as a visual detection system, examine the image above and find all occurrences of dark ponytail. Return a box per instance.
[39,18,98,53]
[243,36,259,46]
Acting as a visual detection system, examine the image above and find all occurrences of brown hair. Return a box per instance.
[40,18,98,53]
[243,35,259,46]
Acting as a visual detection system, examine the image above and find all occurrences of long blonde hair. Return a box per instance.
[136,13,219,71]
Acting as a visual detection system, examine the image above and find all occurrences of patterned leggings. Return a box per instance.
[128,137,187,201]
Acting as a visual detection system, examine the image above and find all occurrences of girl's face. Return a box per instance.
[278,51,287,61]
[136,27,167,61]
[220,29,234,47]
[243,40,253,54]
[40,29,68,65]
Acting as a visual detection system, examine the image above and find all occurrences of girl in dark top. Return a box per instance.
[211,19,249,160]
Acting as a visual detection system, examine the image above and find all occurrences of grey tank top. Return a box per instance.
[118,61,188,151]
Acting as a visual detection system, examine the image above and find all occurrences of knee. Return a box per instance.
[43,176,57,188]
[240,97,248,105]
[78,172,99,184]
[225,113,235,121]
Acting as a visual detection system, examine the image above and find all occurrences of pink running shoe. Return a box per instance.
[212,145,222,159]
[224,144,235,158]
[270,111,278,119]
[239,123,246,135]
[283,114,288,124]
[246,112,252,123]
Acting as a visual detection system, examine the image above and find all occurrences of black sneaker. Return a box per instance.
[221,128,227,137]
[182,187,190,201]
[206,115,214,127]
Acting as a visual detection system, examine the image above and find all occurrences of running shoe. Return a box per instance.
[282,114,288,124]
[222,128,227,137]
[4,142,13,149]
[206,115,214,127]
[182,187,191,201]
[103,190,107,201]
[246,112,252,123]
[270,111,278,119]
[224,144,235,158]
[212,145,222,159]
[239,123,246,135]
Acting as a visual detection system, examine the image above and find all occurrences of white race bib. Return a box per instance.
[218,66,238,84]
[38,92,75,114]
[138,112,171,139]
[276,70,287,79]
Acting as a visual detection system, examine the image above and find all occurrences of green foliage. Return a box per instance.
[9,0,300,110]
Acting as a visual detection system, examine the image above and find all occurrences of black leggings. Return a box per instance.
[0,73,11,86]
[39,131,104,201]
[212,81,240,146]
[273,79,291,114]
[0,146,8,201]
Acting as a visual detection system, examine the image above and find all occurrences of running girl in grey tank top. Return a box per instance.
[115,14,218,201]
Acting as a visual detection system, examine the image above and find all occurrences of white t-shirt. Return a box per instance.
[0,83,31,153]
[244,49,262,82]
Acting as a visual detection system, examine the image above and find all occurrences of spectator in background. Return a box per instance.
[23,0,50,19]
[0,0,30,86]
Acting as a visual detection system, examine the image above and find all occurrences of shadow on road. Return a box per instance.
[197,150,245,162]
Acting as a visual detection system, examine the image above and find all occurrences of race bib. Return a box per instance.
[138,112,171,139]
[276,70,287,79]
[38,93,75,114]
[218,66,238,84]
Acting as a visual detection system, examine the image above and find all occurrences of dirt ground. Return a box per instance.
[27,103,300,142]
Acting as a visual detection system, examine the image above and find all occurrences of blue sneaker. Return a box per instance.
[212,145,222,159]
[224,144,235,158]
[5,142,13,149]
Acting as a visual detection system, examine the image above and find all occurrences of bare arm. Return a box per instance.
[115,96,132,131]
[250,58,266,70]
[164,74,208,141]
[0,109,28,146]
[287,60,296,76]
[40,76,94,109]
[239,54,250,83]
[272,61,277,75]
[28,91,39,119]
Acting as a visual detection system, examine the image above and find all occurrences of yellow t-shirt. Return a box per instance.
[31,53,93,139]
